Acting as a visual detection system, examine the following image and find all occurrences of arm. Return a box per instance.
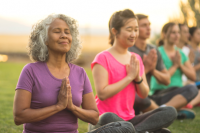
[168,50,181,76]
[92,64,133,101]
[68,92,99,125]
[194,63,200,71]
[151,69,170,85]
[135,73,149,98]
[180,60,196,81]
[93,54,149,100]
[13,78,68,125]
[168,65,178,76]
[13,89,64,125]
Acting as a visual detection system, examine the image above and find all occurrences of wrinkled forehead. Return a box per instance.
[49,18,69,30]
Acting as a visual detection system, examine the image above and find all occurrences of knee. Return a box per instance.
[100,112,117,119]
[158,106,177,121]
[99,112,123,125]
[186,85,198,100]
[134,97,151,111]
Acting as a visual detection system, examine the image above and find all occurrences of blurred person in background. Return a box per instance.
[89,9,176,133]
[185,27,200,108]
[128,14,171,115]
[150,22,198,119]
[176,24,195,86]
[13,14,134,133]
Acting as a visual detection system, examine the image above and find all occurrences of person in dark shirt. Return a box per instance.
[128,14,170,114]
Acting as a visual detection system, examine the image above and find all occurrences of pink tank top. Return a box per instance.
[91,51,144,120]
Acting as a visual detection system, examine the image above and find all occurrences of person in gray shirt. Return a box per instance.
[129,14,171,114]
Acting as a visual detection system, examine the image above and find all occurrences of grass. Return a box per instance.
[0,62,200,133]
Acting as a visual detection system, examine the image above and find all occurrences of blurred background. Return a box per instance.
[1,0,199,67]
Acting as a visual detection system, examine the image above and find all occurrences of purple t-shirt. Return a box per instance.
[16,62,93,133]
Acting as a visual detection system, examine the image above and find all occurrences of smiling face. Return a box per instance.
[115,18,139,47]
[46,18,72,54]
[138,18,151,39]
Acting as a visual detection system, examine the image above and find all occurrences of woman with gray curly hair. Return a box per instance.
[13,14,135,133]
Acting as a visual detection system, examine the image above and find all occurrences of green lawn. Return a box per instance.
[0,62,200,133]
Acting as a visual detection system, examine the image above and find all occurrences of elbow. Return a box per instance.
[13,111,25,126]
[191,76,196,82]
[164,79,170,86]
[143,92,149,99]
[164,74,171,86]
[97,94,107,101]
[91,116,99,125]
[190,73,196,82]
[90,111,99,125]
[14,116,23,125]
[98,96,106,101]
[138,91,149,99]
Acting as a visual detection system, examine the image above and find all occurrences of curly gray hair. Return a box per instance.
[28,14,82,63]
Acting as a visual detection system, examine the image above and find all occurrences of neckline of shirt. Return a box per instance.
[43,62,72,81]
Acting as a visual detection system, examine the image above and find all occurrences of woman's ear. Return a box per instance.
[111,28,117,36]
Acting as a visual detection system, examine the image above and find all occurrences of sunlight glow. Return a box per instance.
[0,55,8,62]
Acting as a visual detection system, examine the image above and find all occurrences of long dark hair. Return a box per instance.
[189,27,198,41]
[158,22,176,46]
[108,9,137,45]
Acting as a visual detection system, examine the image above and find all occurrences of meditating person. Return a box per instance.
[13,14,134,133]
[150,22,198,119]
[176,23,194,86]
[128,14,170,115]
[89,9,177,133]
[186,27,200,108]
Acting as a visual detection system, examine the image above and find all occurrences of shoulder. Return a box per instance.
[157,46,163,51]
[147,44,157,49]
[147,44,161,53]
[92,51,109,64]
[177,48,185,55]
[91,51,110,70]
[23,62,44,71]
[94,51,109,59]
[70,63,85,73]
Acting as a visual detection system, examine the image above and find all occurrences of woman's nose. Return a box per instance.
[131,32,136,37]
[61,32,67,38]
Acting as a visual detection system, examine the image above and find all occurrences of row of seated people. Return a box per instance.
[13,9,200,133]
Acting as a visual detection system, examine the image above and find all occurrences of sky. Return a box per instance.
[0,0,182,35]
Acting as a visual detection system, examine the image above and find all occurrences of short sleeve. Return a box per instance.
[135,53,144,77]
[91,52,108,71]
[180,50,189,64]
[82,68,93,95]
[16,64,34,93]
[156,49,166,71]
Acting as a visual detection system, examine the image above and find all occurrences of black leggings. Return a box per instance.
[88,106,176,133]
[150,85,198,105]
[134,93,151,115]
